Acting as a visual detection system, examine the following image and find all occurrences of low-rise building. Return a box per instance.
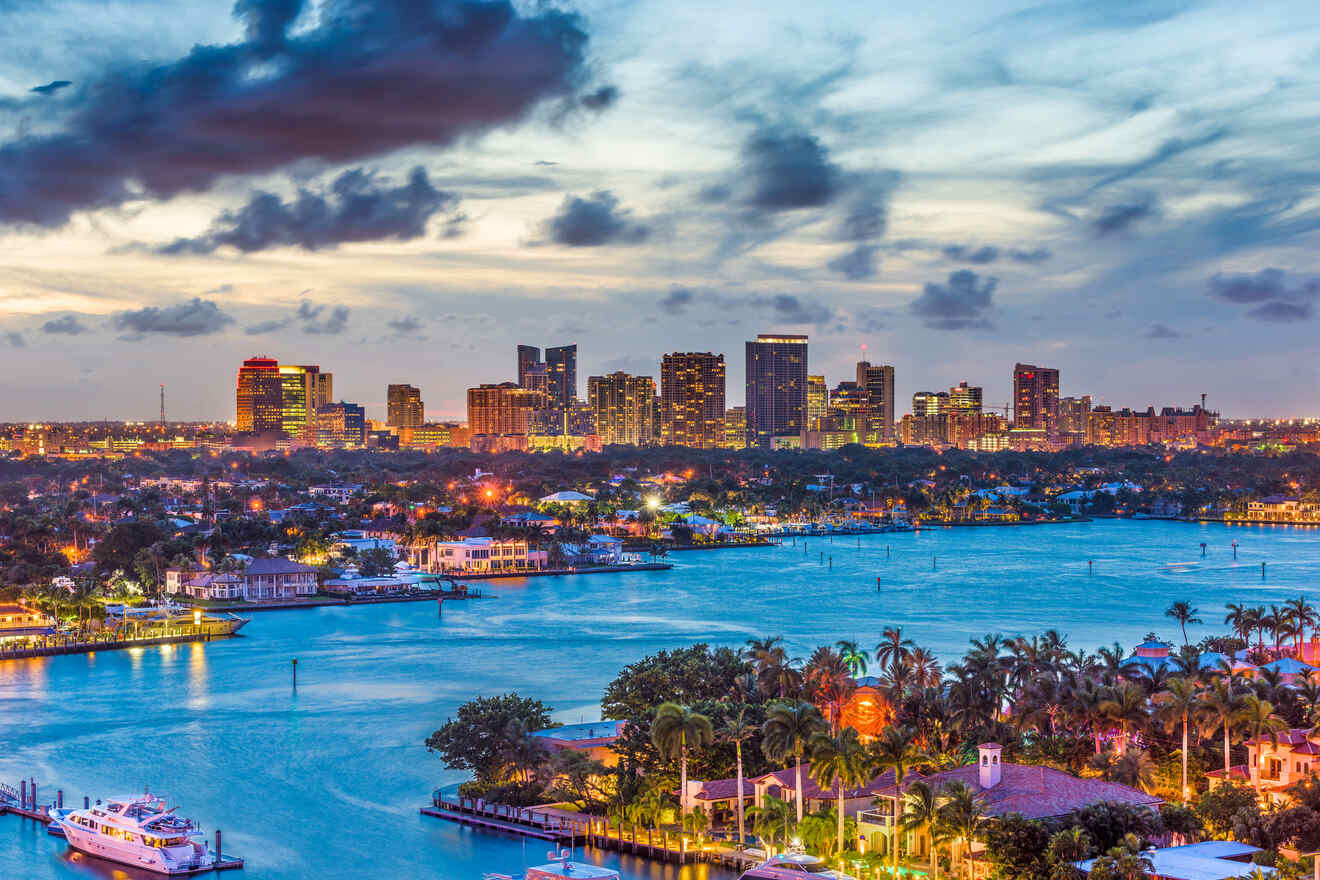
[0,604,56,642]
[1077,841,1272,880]
[408,536,545,573]
[531,720,626,767]
[170,558,318,602]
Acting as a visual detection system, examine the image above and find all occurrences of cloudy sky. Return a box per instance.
[1,0,1319,422]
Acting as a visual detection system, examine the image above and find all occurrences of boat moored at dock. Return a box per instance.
[738,852,857,879]
[483,848,620,880]
[60,793,216,875]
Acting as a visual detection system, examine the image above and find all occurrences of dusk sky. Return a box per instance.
[2,0,1318,422]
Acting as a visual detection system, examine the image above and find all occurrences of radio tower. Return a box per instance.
[160,384,166,426]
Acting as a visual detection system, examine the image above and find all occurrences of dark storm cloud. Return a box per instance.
[909,269,996,329]
[30,80,71,95]
[579,85,618,110]
[156,167,458,254]
[749,293,833,325]
[827,244,878,280]
[1207,269,1320,323]
[943,244,1000,264]
[1009,247,1052,264]
[387,315,424,335]
[1093,196,1159,236]
[1142,323,1181,339]
[545,191,649,246]
[836,181,894,241]
[297,302,350,335]
[658,287,695,313]
[112,298,234,337]
[0,0,605,226]
[741,128,839,211]
[244,318,292,335]
[40,314,88,335]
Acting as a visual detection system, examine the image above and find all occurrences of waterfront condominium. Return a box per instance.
[588,371,656,446]
[660,352,726,448]
[856,361,896,442]
[745,334,808,448]
[1013,363,1061,435]
[236,356,282,433]
[467,382,543,437]
[387,383,425,429]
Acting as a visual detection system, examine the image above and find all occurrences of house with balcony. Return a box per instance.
[0,604,56,642]
[407,536,546,574]
[1207,728,1320,803]
[168,558,318,602]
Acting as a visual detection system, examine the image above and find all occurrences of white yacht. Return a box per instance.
[60,793,211,874]
[484,848,620,880]
[739,852,857,879]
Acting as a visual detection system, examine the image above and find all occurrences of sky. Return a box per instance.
[1,0,1319,423]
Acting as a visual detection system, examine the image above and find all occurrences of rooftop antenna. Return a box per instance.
[160,384,166,426]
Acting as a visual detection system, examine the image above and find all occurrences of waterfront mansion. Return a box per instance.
[166,558,319,602]
[1208,728,1320,802]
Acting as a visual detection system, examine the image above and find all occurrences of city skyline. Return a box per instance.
[2,0,1320,420]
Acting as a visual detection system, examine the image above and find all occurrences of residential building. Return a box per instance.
[806,374,828,430]
[516,344,541,387]
[316,402,366,448]
[660,352,726,448]
[724,406,748,449]
[1077,842,1272,880]
[467,382,542,438]
[399,422,466,449]
[745,334,808,448]
[236,356,282,433]
[0,604,56,642]
[407,536,545,573]
[308,483,363,502]
[912,391,948,418]
[588,371,656,446]
[386,384,424,429]
[948,381,983,413]
[170,558,318,602]
[530,721,626,767]
[545,344,577,409]
[1013,363,1060,436]
[1060,395,1092,444]
[856,361,896,442]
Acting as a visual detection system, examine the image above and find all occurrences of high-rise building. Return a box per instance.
[316,402,366,447]
[1013,363,1061,434]
[236,356,282,433]
[387,384,425,429]
[745,334,808,448]
[948,381,983,413]
[517,345,541,388]
[856,361,896,442]
[660,352,726,448]
[588,372,656,446]
[545,344,577,409]
[279,364,327,441]
[806,375,828,431]
[724,406,747,449]
[467,383,542,437]
[1060,395,1092,443]
[912,391,948,418]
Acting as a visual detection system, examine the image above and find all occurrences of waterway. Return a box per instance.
[3,520,1319,879]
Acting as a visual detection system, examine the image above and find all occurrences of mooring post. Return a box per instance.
[83,796,89,810]
[1262,561,1267,579]
[57,789,62,809]
[1089,560,1093,574]
[291,657,297,688]
[215,829,222,861]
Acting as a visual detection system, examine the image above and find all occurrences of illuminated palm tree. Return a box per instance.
[1153,677,1203,803]
[936,781,986,878]
[1099,682,1149,755]
[870,725,929,878]
[835,639,870,677]
[718,707,756,846]
[1164,601,1202,647]
[651,703,714,817]
[1199,679,1243,777]
[898,780,942,880]
[876,626,915,670]
[1237,695,1287,795]
[1283,596,1317,657]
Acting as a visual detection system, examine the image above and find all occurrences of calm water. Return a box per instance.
[3,520,1319,880]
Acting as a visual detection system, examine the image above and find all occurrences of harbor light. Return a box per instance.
[194,611,202,627]
[646,495,661,510]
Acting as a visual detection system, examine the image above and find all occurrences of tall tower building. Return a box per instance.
[236,356,282,433]
[745,334,808,448]
[545,344,577,409]
[948,381,983,413]
[278,365,314,440]
[660,352,726,448]
[387,384,425,429]
[912,391,948,418]
[316,402,366,448]
[310,369,333,411]
[1013,363,1061,434]
[856,361,896,442]
[806,375,828,431]
[467,383,542,436]
[517,345,541,387]
[588,372,656,446]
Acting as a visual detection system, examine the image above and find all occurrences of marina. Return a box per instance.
[5,520,1320,879]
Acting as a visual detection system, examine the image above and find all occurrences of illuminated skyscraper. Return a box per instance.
[1013,363,1061,434]
[387,383,425,429]
[588,372,656,446]
[912,391,948,418]
[806,375,828,430]
[545,344,577,409]
[467,383,542,437]
[745,334,808,448]
[278,365,326,440]
[236,356,282,433]
[517,345,541,387]
[948,381,983,413]
[856,361,896,441]
[660,352,726,448]
[316,402,366,448]
[724,406,747,449]
[1060,395,1092,443]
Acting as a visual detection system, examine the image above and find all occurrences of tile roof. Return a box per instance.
[872,763,1162,820]
[693,778,756,801]
[244,557,318,575]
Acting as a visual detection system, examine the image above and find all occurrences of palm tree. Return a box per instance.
[1153,677,1202,803]
[747,795,795,850]
[762,700,828,822]
[1284,596,1317,658]
[835,639,870,677]
[870,725,929,878]
[719,707,755,847]
[1225,603,1252,646]
[875,626,914,670]
[1237,695,1287,795]
[651,703,714,817]
[810,728,873,860]
[804,646,857,732]
[898,780,942,880]
[1200,679,1243,777]
[936,781,986,877]
[1071,679,1110,755]
[1099,682,1149,755]
[1165,601,1202,646]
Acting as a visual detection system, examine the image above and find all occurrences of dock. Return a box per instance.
[0,617,247,663]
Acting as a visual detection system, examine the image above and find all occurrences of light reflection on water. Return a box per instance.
[3,521,1319,879]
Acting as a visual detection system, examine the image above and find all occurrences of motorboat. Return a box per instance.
[484,848,621,880]
[60,793,212,874]
[739,851,858,879]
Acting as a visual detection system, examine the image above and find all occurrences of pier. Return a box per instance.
[0,617,248,662]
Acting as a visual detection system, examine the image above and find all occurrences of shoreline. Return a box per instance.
[0,621,246,662]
